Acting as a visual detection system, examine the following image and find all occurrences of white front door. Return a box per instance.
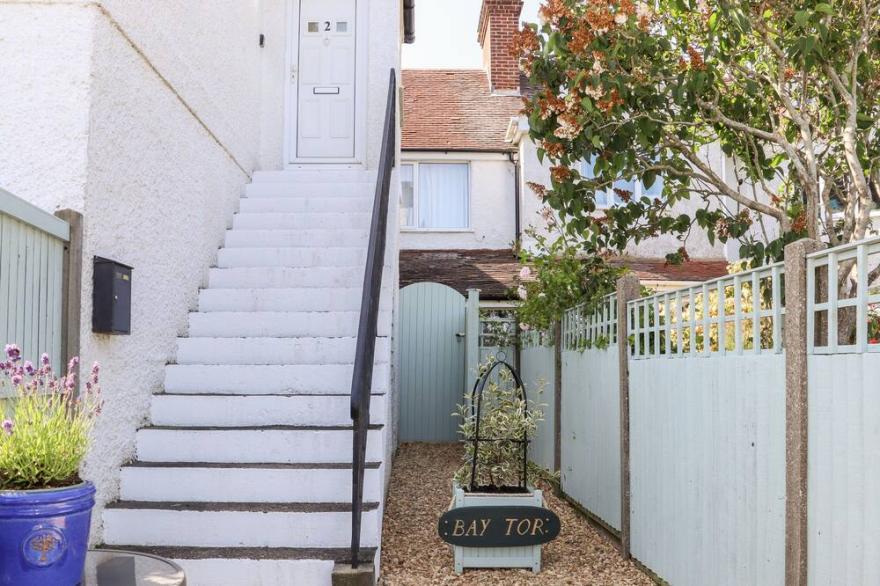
[291,0,357,160]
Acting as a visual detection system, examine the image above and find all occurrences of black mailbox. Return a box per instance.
[92,257,132,335]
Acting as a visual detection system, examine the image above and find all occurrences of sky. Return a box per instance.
[402,0,542,69]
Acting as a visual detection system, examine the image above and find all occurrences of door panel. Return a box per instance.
[400,283,467,443]
[295,0,357,159]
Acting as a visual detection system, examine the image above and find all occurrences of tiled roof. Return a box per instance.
[608,257,730,283]
[401,70,522,152]
[399,249,731,300]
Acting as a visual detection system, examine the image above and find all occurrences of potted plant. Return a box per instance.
[439,359,559,574]
[0,344,102,586]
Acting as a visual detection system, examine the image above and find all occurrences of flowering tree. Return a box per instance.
[515,0,880,266]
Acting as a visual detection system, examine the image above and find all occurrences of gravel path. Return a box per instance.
[380,443,652,585]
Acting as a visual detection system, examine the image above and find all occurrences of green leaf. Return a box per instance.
[794,10,809,28]
[815,3,833,14]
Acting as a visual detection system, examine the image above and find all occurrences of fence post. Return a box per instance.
[553,319,562,472]
[55,209,83,371]
[465,288,481,390]
[616,274,640,558]
[783,238,822,586]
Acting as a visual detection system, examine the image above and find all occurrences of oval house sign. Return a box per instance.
[438,506,561,548]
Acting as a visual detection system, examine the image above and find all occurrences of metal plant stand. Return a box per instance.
[81,549,186,585]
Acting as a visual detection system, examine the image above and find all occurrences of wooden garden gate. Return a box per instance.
[399,282,467,442]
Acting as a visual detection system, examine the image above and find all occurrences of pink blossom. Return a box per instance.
[2,419,12,435]
[519,266,532,280]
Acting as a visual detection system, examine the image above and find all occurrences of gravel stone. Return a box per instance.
[380,443,653,585]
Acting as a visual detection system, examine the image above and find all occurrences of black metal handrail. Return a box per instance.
[350,68,396,569]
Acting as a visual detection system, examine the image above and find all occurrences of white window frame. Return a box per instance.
[578,159,663,209]
[400,160,472,232]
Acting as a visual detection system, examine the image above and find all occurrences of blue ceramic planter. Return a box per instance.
[0,482,95,586]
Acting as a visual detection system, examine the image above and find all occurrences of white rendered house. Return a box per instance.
[0,1,411,584]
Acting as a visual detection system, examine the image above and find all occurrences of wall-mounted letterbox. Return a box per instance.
[92,257,133,335]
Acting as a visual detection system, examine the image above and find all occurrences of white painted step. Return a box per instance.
[150,394,386,427]
[164,363,390,395]
[233,213,370,230]
[198,288,391,313]
[224,229,368,248]
[239,197,371,213]
[208,267,369,289]
[102,504,379,548]
[119,463,382,503]
[187,311,391,338]
[251,169,375,183]
[175,337,390,365]
[216,247,365,268]
[136,427,384,464]
[171,558,335,586]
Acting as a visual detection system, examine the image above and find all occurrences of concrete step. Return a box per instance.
[102,501,380,548]
[224,229,368,248]
[119,462,383,504]
[239,197,372,213]
[135,426,384,464]
[250,169,375,184]
[233,212,370,230]
[175,337,390,365]
[97,547,375,586]
[164,363,390,395]
[150,394,386,427]
[208,267,377,289]
[187,311,391,338]
[216,247,365,269]
[198,288,391,313]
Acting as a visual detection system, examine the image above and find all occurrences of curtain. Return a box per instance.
[418,163,469,228]
[400,164,415,227]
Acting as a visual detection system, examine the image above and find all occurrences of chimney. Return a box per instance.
[477,0,524,95]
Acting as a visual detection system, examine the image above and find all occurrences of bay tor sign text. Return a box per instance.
[438,506,561,547]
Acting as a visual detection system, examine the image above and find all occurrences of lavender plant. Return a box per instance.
[0,345,102,490]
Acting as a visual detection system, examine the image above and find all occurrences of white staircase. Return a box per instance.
[101,169,392,586]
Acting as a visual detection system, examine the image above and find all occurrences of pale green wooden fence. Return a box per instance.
[0,188,70,397]
[399,282,467,442]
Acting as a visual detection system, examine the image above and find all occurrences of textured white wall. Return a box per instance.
[0,3,251,541]
[399,154,516,250]
[0,4,94,212]
[77,13,248,539]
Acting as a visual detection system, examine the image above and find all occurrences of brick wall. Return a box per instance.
[477,0,523,93]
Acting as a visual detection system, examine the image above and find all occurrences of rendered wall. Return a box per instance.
[0,2,254,541]
[0,4,94,212]
[399,154,516,250]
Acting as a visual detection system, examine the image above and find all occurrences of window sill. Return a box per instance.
[401,227,475,234]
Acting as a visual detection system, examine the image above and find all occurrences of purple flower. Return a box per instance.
[23,361,35,375]
[40,353,50,366]
[2,419,12,435]
[10,374,22,386]
[4,344,21,362]
[67,356,80,373]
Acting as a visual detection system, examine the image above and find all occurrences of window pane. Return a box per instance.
[642,172,663,198]
[400,164,414,227]
[418,163,468,228]
[581,157,616,207]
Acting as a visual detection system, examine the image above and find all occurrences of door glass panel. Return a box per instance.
[336,21,348,33]
[307,21,319,33]
[400,164,415,227]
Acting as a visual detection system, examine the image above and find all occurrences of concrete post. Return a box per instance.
[616,274,640,558]
[553,320,562,472]
[783,238,823,586]
[465,289,481,390]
